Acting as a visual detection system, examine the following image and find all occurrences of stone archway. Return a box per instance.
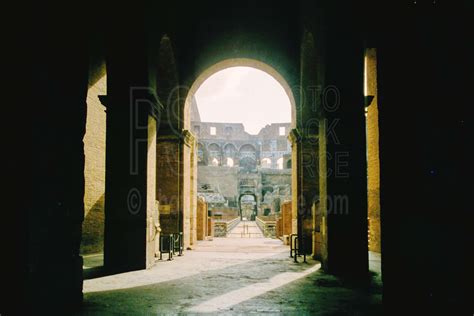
[238,193,258,221]
[183,58,297,131]
[182,58,298,241]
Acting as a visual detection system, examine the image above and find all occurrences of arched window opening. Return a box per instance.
[277,157,284,170]
[261,158,272,168]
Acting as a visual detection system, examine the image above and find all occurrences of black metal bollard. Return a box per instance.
[173,232,183,256]
[159,234,174,261]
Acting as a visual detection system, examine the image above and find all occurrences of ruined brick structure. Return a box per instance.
[191,100,292,217]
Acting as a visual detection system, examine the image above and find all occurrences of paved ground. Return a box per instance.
[227,221,264,238]
[80,237,382,315]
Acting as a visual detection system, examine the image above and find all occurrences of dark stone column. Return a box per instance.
[18,7,90,313]
[376,4,473,313]
[321,7,368,278]
[103,22,159,272]
[102,91,158,272]
[299,20,324,259]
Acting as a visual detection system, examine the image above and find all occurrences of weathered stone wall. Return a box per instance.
[81,74,106,254]
[261,170,292,188]
[366,48,381,253]
[198,166,240,198]
[194,122,291,168]
[193,122,252,140]
[214,217,240,237]
[211,208,239,217]
[256,216,277,238]
[198,166,291,214]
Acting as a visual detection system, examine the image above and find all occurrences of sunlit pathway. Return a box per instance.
[227,221,264,238]
[79,238,382,315]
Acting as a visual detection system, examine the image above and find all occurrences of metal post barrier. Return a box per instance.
[290,234,298,258]
[173,232,183,256]
[159,234,174,261]
[293,236,299,263]
[289,233,308,263]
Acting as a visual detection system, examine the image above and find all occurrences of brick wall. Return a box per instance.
[281,201,292,236]
[366,48,381,253]
[276,216,283,237]
[81,74,106,254]
[156,140,180,235]
[197,198,208,240]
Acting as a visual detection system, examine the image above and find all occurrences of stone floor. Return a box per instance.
[80,237,382,315]
[227,221,264,238]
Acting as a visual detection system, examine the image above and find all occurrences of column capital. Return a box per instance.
[98,90,163,120]
[156,129,195,147]
[288,128,302,145]
[182,129,196,148]
[288,128,319,145]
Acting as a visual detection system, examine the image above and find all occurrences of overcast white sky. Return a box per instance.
[194,67,291,135]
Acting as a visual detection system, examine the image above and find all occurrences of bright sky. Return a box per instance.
[194,67,291,135]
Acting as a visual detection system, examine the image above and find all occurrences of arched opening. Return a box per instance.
[261,158,272,168]
[207,143,221,166]
[184,58,297,130]
[239,194,257,221]
[276,157,284,170]
[240,157,257,171]
[197,142,207,166]
[223,143,237,166]
[184,59,296,249]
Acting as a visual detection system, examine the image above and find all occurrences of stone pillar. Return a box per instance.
[365,48,381,253]
[288,129,302,237]
[102,89,158,272]
[297,23,323,258]
[320,9,368,278]
[102,27,159,272]
[189,131,198,246]
[376,5,473,311]
[20,13,89,312]
[289,129,320,256]
[156,130,196,249]
[197,197,208,240]
[182,129,196,248]
[156,134,182,237]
